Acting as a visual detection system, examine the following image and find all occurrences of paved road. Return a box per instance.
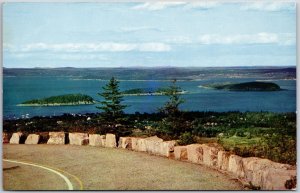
[3,144,243,190]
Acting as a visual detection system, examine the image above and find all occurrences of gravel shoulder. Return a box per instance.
[3,144,243,190]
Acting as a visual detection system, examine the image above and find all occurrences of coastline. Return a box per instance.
[17,101,95,107]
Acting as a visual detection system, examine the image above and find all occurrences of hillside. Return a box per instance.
[202,81,281,91]
[19,94,95,106]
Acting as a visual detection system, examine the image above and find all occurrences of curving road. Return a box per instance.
[3,144,243,190]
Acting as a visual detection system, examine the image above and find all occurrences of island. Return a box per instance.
[121,87,187,96]
[201,81,281,91]
[18,94,95,106]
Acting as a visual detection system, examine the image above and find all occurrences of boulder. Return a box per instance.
[118,137,132,149]
[131,137,139,151]
[242,157,294,188]
[89,134,105,146]
[217,151,231,171]
[69,133,89,145]
[25,134,40,144]
[160,140,176,157]
[136,138,147,152]
[186,144,203,164]
[202,144,222,167]
[9,132,23,144]
[3,133,12,144]
[228,155,245,178]
[105,133,116,148]
[145,136,163,155]
[47,132,65,145]
[262,168,296,190]
[174,146,188,160]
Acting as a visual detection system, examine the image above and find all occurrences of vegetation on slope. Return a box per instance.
[20,94,95,106]
[203,81,281,91]
[122,87,186,95]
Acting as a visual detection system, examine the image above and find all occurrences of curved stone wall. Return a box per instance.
[4,132,297,190]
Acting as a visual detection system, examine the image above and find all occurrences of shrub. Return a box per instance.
[178,132,195,145]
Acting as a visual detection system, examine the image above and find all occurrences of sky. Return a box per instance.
[3,1,296,68]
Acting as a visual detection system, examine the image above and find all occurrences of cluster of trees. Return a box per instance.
[22,94,94,105]
[96,78,296,165]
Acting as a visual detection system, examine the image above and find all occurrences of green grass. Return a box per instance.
[220,136,261,148]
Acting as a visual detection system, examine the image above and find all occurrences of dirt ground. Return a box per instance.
[3,144,243,190]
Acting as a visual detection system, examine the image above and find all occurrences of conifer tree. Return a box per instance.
[97,77,127,124]
[159,79,186,137]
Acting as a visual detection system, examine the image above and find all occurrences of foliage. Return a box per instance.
[204,81,281,91]
[21,94,94,105]
[96,77,127,124]
[178,132,196,145]
[157,79,186,137]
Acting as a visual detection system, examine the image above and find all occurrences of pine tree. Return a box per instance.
[97,77,127,124]
[159,79,186,137]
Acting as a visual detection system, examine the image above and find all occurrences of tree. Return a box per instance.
[158,79,186,137]
[97,77,127,124]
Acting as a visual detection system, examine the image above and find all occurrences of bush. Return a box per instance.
[178,132,195,145]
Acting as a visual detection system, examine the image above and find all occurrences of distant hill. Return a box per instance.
[3,66,296,80]
[202,81,281,91]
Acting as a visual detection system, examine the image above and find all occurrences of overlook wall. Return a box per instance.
[3,132,296,190]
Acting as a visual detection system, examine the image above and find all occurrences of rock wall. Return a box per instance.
[89,134,106,147]
[6,133,296,190]
[47,132,65,145]
[69,133,89,145]
[25,134,40,144]
[9,132,23,144]
[105,133,116,148]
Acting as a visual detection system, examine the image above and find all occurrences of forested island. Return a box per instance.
[122,87,187,96]
[201,81,281,91]
[18,94,95,106]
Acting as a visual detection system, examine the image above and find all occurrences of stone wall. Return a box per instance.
[4,132,296,190]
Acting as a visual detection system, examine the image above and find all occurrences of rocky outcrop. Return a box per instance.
[69,133,89,145]
[89,134,105,147]
[145,136,164,155]
[262,168,296,190]
[186,144,203,164]
[118,137,132,149]
[202,144,223,167]
[25,134,40,144]
[9,132,23,144]
[174,146,188,160]
[160,140,176,158]
[217,151,230,171]
[105,133,116,148]
[242,157,295,189]
[131,137,147,152]
[47,132,65,145]
[228,155,245,178]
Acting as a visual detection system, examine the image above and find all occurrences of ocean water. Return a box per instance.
[3,76,296,119]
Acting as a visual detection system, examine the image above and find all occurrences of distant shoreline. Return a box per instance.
[17,101,95,107]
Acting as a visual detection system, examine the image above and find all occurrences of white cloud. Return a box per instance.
[241,2,295,12]
[197,33,295,45]
[165,36,192,44]
[132,2,186,10]
[14,42,171,53]
[132,1,220,11]
[183,1,220,9]
[119,26,162,33]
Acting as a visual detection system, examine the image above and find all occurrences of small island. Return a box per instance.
[201,81,281,91]
[18,94,95,106]
[122,87,187,96]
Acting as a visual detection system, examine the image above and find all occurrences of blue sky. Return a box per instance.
[3,2,296,68]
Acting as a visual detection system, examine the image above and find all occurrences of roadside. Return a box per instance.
[3,144,243,190]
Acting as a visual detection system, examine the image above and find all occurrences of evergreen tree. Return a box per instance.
[97,77,127,124]
[158,79,186,137]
